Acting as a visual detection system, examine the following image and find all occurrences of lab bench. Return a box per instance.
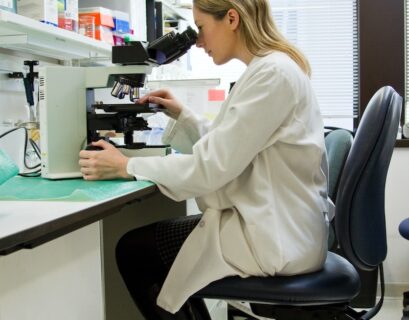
[0,177,186,320]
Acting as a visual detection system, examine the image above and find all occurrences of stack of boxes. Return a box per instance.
[112,10,130,46]
[9,1,131,46]
[79,7,114,45]
[79,7,130,45]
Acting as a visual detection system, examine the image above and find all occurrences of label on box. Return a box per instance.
[64,0,77,19]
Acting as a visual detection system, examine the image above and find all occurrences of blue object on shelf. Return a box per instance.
[113,17,130,33]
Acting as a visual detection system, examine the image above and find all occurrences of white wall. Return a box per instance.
[0,52,34,125]
[0,223,103,320]
[384,148,409,295]
[0,49,58,171]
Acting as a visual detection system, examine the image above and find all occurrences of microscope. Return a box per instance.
[87,26,197,153]
[39,27,197,179]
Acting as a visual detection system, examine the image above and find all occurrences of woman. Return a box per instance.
[79,0,330,319]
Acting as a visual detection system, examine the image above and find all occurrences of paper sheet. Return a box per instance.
[0,176,154,201]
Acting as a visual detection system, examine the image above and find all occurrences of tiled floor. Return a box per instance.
[228,297,404,319]
[373,297,403,319]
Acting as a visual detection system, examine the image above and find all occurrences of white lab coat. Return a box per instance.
[127,52,329,313]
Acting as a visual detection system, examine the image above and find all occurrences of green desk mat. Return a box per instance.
[0,176,154,201]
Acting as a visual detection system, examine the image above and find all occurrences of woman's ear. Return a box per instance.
[226,8,240,31]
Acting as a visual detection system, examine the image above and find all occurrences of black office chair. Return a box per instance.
[324,128,354,250]
[399,218,409,319]
[325,129,354,202]
[193,86,402,320]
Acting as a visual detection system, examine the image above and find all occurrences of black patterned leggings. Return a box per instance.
[116,214,212,320]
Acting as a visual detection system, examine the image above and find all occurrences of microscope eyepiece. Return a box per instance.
[148,26,198,65]
[178,26,198,48]
[112,27,198,66]
[110,27,198,100]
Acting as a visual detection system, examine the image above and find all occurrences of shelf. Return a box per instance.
[0,9,111,61]
[147,78,220,87]
[175,0,193,9]
[163,0,193,9]
[160,0,190,22]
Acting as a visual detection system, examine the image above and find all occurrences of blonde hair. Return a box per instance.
[193,0,311,76]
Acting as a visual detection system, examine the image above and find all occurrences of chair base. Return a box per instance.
[234,265,385,320]
[227,305,258,320]
[403,291,409,320]
[247,303,369,320]
[226,302,373,320]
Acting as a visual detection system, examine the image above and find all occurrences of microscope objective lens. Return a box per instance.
[111,81,123,97]
[130,87,139,102]
[122,84,130,95]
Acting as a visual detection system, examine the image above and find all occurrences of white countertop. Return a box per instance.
[0,182,157,255]
[0,201,95,240]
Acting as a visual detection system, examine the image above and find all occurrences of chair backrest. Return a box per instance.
[325,129,354,201]
[335,86,402,271]
[325,129,354,250]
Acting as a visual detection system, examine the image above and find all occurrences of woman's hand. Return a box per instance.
[79,140,133,181]
[137,89,183,119]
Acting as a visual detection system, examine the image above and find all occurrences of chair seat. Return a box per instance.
[399,218,409,240]
[194,252,360,306]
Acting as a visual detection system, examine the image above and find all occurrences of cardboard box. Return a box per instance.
[95,25,113,45]
[57,0,78,32]
[113,33,125,46]
[78,15,95,38]
[17,0,58,26]
[78,6,114,28]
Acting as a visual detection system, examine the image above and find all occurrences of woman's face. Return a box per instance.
[193,6,238,65]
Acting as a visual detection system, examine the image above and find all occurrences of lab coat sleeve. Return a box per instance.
[127,66,298,201]
[162,106,212,154]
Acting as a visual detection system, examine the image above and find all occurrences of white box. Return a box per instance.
[17,0,58,26]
